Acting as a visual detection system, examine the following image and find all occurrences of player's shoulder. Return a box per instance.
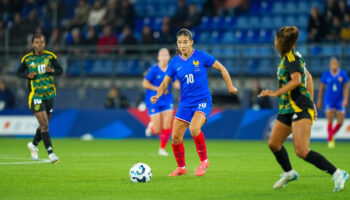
[284,50,298,63]
[21,52,34,63]
[43,50,57,59]
[340,69,348,76]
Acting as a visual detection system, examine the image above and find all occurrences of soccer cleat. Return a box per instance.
[145,122,153,137]
[195,160,209,176]
[48,153,59,163]
[328,137,335,149]
[168,167,187,176]
[333,169,349,192]
[273,170,299,189]
[27,142,39,161]
[158,148,168,156]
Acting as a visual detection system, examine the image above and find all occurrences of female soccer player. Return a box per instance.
[17,34,63,163]
[259,26,348,191]
[317,57,349,148]
[143,48,179,156]
[151,28,238,176]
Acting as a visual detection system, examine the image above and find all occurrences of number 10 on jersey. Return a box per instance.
[185,74,194,84]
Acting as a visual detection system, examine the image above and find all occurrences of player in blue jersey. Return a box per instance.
[317,57,349,148]
[143,48,180,156]
[151,28,238,177]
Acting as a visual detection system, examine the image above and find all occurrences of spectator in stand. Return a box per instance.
[184,4,201,28]
[0,0,13,22]
[23,9,40,34]
[340,14,350,41]
[0,81,15,110]
[85,27,99,45]
[0,19,4,46]
[115,0,135,32]
[157,23,175,44]
[120,26,138,55]
[338,0,350,20]
[45,0,64,26]
[307,6,326,43]
[326,16,342,42]
[220,0,250,16]
[105,86,129,109]
[202,0,215,16]
[249,80,271,110]
[324,0,341,25]
[70,0,91,29]
[87,0,107,28]
[10,12,27,46]
[142,26,155,45]
[67,28,86,55]
[101,0,118,28]
[48,28,64,53]
[97,25,118,55]
[172,0,188,28]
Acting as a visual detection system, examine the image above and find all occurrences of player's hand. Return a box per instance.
[228,86,238,95]
[258,89,277,97]
[313,103,318,121]
[316,101,322,110]
[150,96,159,104]
[342,100,348,108]
[27,72,37,79]
[45,66,54,73]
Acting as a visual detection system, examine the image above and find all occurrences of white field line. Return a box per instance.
[0,159,51,165]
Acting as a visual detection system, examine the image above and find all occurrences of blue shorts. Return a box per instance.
[174,101,212,124]
[147,103,174,116]
[324,100,345,112]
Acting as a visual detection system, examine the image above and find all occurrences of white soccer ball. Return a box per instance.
[129,163,152,183]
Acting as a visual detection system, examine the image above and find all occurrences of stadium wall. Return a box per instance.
[0,109,350,140]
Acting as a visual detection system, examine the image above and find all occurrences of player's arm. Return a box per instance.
[172,80,180,89]
[16,62,36,79]
[46,58,63,76]
[142,79,158,91]
[317,83,326,109]
[306,69,314,100]
[343,82,349,107]
[151,76,172,104]
[211,61,238,95]
[260,72,301,97]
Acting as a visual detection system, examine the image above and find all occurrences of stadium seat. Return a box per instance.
[222,16,235,30]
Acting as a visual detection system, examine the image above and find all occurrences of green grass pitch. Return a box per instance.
[0,138,349,200]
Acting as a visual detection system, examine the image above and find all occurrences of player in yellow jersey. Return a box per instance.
[259,26,348,192]
[17,34,63,163]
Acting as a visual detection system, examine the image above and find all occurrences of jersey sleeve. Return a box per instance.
[284,54,302,75]
[321,72,328,84]
[201,51,216,68]
[51,58,63,76]
[165,58,176,79]
[144,67,155,82]
[16,62,29,79]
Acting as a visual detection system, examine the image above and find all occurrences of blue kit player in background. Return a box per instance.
[151,28,238,177]
[317,57,349,148]
[143,48,180,156]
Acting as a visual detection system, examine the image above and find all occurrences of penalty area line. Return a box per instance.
[0,159,51,165]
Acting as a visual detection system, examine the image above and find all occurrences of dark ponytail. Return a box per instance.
[175,28,193,55]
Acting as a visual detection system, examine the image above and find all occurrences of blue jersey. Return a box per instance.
[166,49,216,106]
[321,69,349,102]
[144,65,173,106]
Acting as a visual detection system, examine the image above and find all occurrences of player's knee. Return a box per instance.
[152,127,161,134]
[268,141,281,152]
[40,123,49,132]
[172,134,182,145]
[295,147,308,159]
[189,125,200,136]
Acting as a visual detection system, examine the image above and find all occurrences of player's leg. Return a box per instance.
[333,111,345,137]
[145,106,161,137]
[158,110,173,156]
[326,110,335,147]
[292,110,348,192]
[268,116,298,189]
[168,118,189,176]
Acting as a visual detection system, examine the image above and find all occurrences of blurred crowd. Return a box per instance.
[308,0,350,43]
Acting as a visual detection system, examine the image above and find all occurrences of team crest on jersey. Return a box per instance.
[338,77,343,83]
[34,104,40,111]
[193,60,200,71]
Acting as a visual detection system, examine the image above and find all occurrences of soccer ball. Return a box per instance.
[129,163,152,183]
